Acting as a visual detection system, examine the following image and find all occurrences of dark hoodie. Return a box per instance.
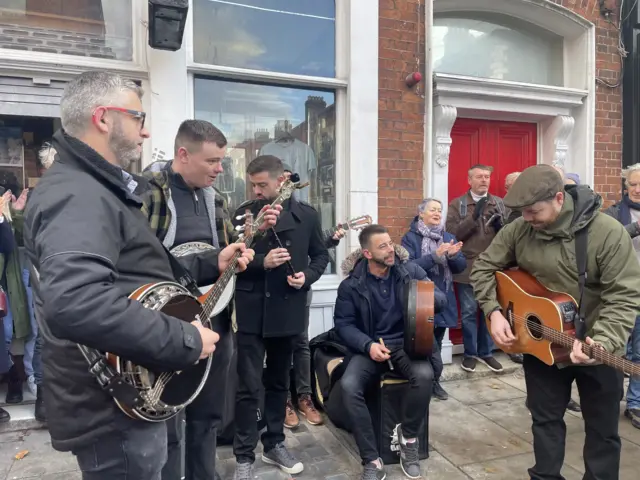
[470,185,640,356]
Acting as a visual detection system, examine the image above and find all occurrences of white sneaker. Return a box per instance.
[27,375,37,397]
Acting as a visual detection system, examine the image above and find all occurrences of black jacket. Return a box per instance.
[333,245,447,355]
[24,130,221,451]
[232,197,329,337]
[603,200,640,238]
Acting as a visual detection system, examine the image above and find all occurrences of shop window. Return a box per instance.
[433,13,564,86]
[192,0,336,78]
[0,115,57,197]
[194,77,337,273]
[0,0,133,61]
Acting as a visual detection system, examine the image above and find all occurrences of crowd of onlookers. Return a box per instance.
[400,163,639,429]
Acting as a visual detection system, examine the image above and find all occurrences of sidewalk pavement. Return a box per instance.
[1,358,639,479]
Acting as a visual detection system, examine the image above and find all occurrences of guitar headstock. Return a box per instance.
[342,214,373,231]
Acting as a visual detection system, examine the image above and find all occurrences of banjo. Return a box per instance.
[106,177,308,422]
[403,280,436,358]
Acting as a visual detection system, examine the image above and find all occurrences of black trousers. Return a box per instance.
[341,348,433,464]
[233,332,294,464]
[73,416,167,479]
[429,327,447,382]
[523,355,624,480]
[162,322,233,480]
[290,302,312,399]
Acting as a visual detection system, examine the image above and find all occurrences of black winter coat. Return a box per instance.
[333,245,448,355]
[233,197,329,337]
[24,130,221,452]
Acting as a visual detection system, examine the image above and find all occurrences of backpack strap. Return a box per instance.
[573,226,589,341]
[495,197,505,216]
[459,196,467,218]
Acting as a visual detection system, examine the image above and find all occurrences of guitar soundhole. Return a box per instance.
[525,315,543,340]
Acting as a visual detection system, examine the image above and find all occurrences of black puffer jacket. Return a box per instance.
[24,130,220,452]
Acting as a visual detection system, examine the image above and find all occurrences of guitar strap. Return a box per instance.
[161,244,202,297]
[29,265,143,410]
[574,225,589,341]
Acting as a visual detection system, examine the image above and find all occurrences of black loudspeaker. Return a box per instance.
[148,0,189,52]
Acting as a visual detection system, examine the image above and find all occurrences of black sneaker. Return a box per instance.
[432,381,449,401]
[508,353,523,364]
[261,442,303,474]
[362,459,386,480]
[566,399,581,412]
[461,357,476,372]
[625,408,640,429]
[397,425,421,479]
[480,356,504,373]
[0,407,9,424]
[232,461,254,480]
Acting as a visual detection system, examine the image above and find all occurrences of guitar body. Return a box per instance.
[170,241,235,317]
[492,270,578,365]
[403,280,435,358]
[106,281,213,422]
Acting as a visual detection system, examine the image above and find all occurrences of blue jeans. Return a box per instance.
[627,316,640,410]
[456,283,495,358]
[3,268,38,377]
[0,316,10,375]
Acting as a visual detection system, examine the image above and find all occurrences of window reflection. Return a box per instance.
[433,14,563,86]
[193,0,336,78]
[194,77,337,273]
[0,0,133,61]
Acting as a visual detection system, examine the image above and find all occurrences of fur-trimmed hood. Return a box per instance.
[341,244,410,276]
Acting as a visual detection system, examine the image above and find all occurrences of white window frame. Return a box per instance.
[0,0,148,78]
[184,0,349,288]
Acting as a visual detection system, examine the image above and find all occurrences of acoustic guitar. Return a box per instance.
[403,280,436,358]
[493,269,640,376]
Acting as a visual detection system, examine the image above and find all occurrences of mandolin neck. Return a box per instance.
[545,329,640,376]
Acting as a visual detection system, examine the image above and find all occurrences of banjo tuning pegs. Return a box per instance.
[235,213,247,220]
[235,225,245,232]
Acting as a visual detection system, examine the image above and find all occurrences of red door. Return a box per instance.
[447,118,537,345]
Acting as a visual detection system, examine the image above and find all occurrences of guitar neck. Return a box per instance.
[544,329,640,376]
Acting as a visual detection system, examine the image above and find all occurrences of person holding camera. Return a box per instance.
[445,164,506,374]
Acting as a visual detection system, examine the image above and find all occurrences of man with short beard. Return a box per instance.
[470,164,640,480]
[230,155,329,479]
[23,71,262,479]
[334,224,447,480]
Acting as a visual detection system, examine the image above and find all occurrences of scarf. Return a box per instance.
[417,219,453,292]
[619,195,640,226]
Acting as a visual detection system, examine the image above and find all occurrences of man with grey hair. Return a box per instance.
[23,71,256,479]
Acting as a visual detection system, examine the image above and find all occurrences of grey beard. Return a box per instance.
[109,121,140,169]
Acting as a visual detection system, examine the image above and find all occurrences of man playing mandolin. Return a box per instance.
[334,224,447,480]
[470,164,640,480]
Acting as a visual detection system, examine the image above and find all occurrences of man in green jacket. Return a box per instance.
[470,164,640,480]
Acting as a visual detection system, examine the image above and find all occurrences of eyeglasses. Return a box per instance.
[94,106,146,128]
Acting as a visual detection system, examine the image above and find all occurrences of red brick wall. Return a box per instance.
[378,0,426,241]
[556,0,623,206]
[377,0,624,239]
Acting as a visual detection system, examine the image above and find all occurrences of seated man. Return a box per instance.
[333,224,447,480]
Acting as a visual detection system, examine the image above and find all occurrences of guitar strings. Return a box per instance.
[501,311,639,375]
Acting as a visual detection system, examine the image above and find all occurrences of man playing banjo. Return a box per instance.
[23,71,278,479]
[333,224,447,480]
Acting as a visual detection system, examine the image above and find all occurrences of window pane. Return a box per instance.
[193,0,335,77]
[0,0,133,61]
[433,14,563,86]
[194,77,338,273]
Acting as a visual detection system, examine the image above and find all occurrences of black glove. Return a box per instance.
[472,197,488,220]
[489,213,504,232]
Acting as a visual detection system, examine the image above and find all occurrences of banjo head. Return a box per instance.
[117,281,213,421]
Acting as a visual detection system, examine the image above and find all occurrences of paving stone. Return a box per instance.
[429,396,532,466]
[460,452,583,480]
[563,430,640,479]
[468,397,585,444]
[445,377,527,406]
